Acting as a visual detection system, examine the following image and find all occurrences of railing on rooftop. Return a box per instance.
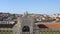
[34,28,60,31]
[0,21,17,28]
[0,21,15,24]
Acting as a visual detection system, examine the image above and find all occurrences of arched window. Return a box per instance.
[22,26,30,32]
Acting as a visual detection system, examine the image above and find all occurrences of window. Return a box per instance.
[22,26,30,32]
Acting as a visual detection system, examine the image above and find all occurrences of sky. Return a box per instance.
[0,0,60,14]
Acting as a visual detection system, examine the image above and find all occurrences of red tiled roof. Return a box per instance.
[37,23,60,28]
[44,23,60,28]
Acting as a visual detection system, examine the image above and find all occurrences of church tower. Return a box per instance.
[19,12,34,34]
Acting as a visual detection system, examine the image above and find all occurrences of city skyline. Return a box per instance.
[0,0,60,14]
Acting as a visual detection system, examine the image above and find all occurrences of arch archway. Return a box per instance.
[22,26,30,32]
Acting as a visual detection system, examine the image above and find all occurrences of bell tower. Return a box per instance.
[20,12,34,34]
